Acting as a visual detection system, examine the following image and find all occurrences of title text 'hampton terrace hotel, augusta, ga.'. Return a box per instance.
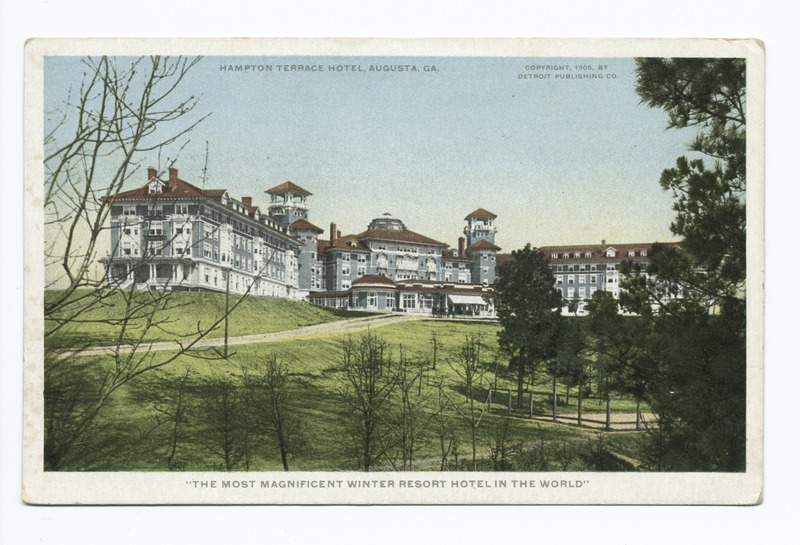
[104,167,662,317]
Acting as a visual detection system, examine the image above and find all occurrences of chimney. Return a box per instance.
[147,166,157,180]
[242,197,252,208]
[458,236,465,257]
[330,222,337,247]
[337,229,342,239]
[168,167,178,185]
[601,239,606,246]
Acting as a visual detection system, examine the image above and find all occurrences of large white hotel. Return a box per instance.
[104,166,666,316]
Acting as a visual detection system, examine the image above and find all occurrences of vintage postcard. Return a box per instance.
[23,38,764,504]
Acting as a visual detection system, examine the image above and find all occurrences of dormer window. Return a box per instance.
[551,252,558,259]
[147,179,164,195]
[641,249,647,257]
[628,250,636,257]
[606,249,616,258]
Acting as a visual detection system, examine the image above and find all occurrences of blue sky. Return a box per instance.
[45,55,696,252]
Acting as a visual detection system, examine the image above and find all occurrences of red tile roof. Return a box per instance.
[290,219,325,234]
[466,239,502,252]
[355,228,448,247]
[465,208,497,220]
[539,242,677,260]
[322,234,372,253]
[352,275,397,288]
[496,253,514,268]
[443,254,473,262]
[111,175,227,202]
[265,181,312,197]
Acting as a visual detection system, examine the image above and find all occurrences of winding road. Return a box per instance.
[52,313,427,360]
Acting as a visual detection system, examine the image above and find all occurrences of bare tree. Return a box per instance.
[390,352,427,471]
[132,369,194,471]
[446,334,489,471]
[336,333,397,471]
[44,56,207,319]
[242,356,300,471]
[40,56,271,471]
[200,374,251,471]
[431,379,457,471]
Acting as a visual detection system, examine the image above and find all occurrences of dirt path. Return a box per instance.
[52,313,426,360]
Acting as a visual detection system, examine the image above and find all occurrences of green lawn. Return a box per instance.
[47,315,648,472]
[44,289,370,350]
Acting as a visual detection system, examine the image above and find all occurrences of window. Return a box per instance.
[357,255,367,263]
[357,266,366,277]
[551,252,559,259]
[148,205,163,216]
[204,243,212,258]
[176,204,189,215]
[578,275,585,284]
[590,274,597,284]
[579,265,586,271]
[342,280,351,290]
[585,252,592,258]
[123,205,136,216]
[568,275,574,284]
[628,250,636,257]
[567,287,575,298]
[148,221,163,236]
[402,293,416,308]
[641,249,648,257]
[343,254,351,262]
[367,292,377,308]
[579,287,586,298]
[385,294,395,309]
[342,265,351,275]
[567,266,574,272]
[147,242,163,256]
[556,275,563,285]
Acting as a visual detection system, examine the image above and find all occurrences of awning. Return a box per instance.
[448,294,489,306]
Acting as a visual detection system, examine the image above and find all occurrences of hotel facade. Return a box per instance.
[104,167,668,316]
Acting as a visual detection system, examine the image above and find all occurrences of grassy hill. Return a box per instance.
[46,312,647,472]
[44,289,370,350]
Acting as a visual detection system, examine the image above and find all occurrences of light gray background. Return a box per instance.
[1,1,794,543]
